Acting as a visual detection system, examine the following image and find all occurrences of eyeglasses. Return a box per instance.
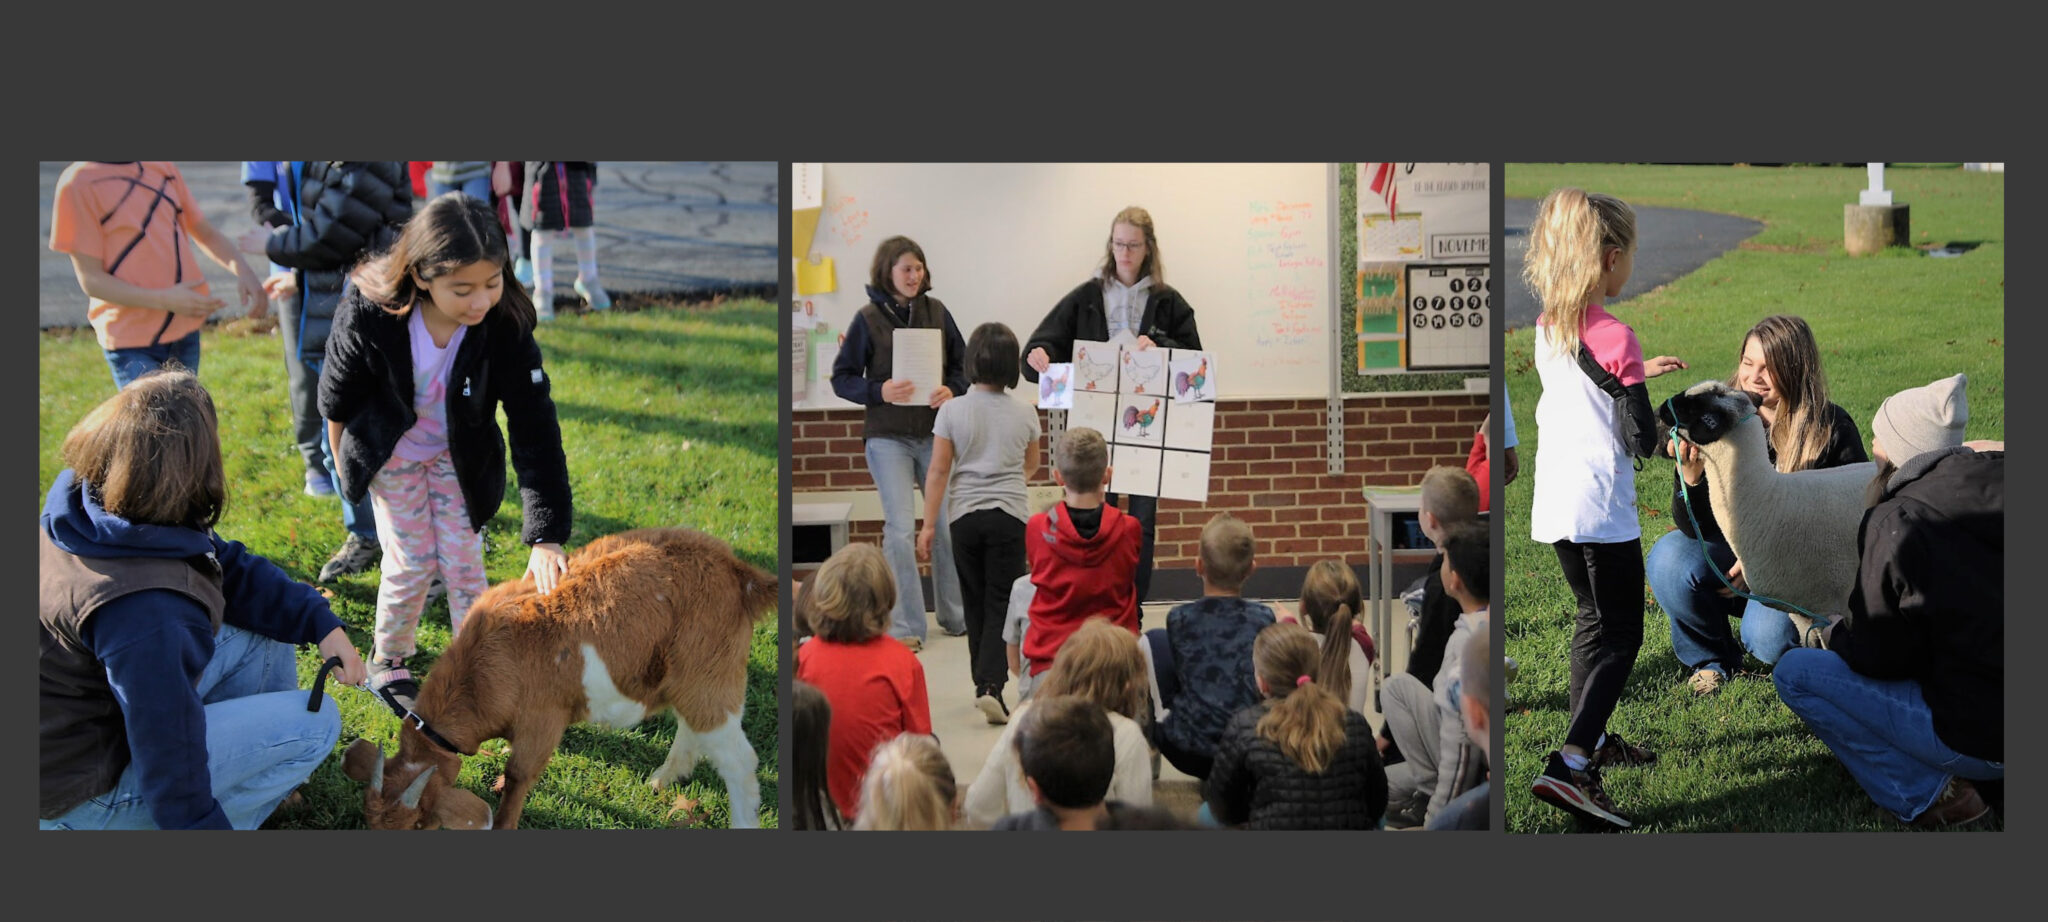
[1111,241,1146,253]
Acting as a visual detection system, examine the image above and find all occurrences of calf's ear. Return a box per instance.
[343,738,385,786]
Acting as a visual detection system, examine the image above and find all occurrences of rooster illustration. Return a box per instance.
[1076,351,1116,391]
[1122,400,1162,438]
[1174,356,1209,398]
[1040,367,1070,404]
[1123,351,1165,393]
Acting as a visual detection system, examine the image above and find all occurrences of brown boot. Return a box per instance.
[1910,777,1989,829]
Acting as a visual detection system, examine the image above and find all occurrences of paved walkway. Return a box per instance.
[38,161,777,328]
[1502,197,1762,330]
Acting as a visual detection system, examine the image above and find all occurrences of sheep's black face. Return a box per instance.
[1665,381,1758,447]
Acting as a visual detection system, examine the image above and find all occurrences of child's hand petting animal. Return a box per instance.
[1643,355,1689,378]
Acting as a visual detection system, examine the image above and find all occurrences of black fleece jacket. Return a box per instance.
[1021,278,1201,383]
[317,288,572,546]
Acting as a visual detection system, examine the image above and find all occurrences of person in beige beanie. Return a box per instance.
[1870,373,1968,465]
[1772,371,2003,829]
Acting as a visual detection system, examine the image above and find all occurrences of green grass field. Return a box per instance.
[39,300,781,829]
[1501,164,2003,833]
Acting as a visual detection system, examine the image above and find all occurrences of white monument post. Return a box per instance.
[1845,161,1909,255]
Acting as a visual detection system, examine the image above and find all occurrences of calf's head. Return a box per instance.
[344,737,491,830]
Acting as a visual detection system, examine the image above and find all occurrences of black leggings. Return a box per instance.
[1554,538,1645,753]
[951,508,1025,693]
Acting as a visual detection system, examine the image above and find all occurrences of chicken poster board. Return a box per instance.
[1061,341,1215,500]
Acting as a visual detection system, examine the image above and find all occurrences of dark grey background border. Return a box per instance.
[10,13,2034,921]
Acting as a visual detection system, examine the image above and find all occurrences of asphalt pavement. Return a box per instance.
[1502,197,1762,330]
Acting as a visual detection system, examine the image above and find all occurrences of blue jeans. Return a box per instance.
[427,175,492,203]
[1647,529,1798,676]
[316,376,378,540]
[41,626,341,829]
[1774,649,2003,821]
[865,435,964,640]
[103,330,200,389]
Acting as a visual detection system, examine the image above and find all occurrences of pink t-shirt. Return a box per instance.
[392,309,468,462]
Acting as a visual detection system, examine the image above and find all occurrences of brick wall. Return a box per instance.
[792,393,1487,571]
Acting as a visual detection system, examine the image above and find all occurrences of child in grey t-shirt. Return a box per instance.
[919,322,1044,725]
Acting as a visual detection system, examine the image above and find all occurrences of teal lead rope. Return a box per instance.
[1664,397,1830,646]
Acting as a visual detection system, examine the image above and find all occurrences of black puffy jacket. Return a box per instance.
[1831,446,2002,762]
[317,288,571,547]
[1204,700,1387,830]
[1021,278,1201,383]
[261,162,412,363]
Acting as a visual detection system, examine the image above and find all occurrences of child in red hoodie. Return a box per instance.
[1023,427,1142,675]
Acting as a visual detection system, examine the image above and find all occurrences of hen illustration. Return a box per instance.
[1041,368,1070,403]
[1174,356,1209,398]
[1123,351,1165,393]
[1076,353,1116,391]
[1122,399,1162,437]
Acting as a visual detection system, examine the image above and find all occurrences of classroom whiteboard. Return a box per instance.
[792,163,1333,406]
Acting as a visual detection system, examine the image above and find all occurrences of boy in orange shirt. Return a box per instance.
[50,162,263,389]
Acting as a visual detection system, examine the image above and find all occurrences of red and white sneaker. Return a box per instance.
[1532,750,1632,830]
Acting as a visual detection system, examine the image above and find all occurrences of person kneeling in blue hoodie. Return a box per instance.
[41,370,368,830]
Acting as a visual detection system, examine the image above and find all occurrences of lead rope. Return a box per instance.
[1665,397,1829,646]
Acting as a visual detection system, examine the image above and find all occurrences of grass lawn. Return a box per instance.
[39,299,781,829]
[1500,164,2004,833]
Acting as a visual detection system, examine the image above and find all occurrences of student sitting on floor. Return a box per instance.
[1023,427,1141,672]
[1290,559,1375,715]
[1385,520,1490,827]
[793,543,933,824]
[1204,621,1387,830]
[1379,465,1482,820]
[852,733,959,831]
[1428,629,1495,831]
[964,617,1154,828]
[1146,513,1276,780]
[990,695,1184,831]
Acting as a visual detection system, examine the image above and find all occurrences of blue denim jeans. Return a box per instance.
[103,330,201,389]
[1647,529,1798,676]
[317,378,379,541]
[40,626,342,829]
[1774,648,2003,821]
[865,435,964,640]
[426,175,492,203]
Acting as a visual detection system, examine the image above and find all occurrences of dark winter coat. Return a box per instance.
[1831,446,2002,762]
[317,288,572,546]
[1021,278,1201,383]
[1204,699,1387,830]
[259,162,412,364]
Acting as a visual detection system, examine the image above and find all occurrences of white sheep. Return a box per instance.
[1658,381,1875,622]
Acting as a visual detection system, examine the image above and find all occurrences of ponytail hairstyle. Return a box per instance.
[853,733,956,831]
[1297,560,1364,707]
[1252,622,1349,774]
[1733,314,1835,473]
[353,192,536,334]
[1035,616,1147,722]
[1100,205,1164,284]
[789,680,843,830]
[1522,187,1636,356]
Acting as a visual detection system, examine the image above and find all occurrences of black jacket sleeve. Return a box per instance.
[1820,403,1870,466]
[1619,382,1659,459]
[1832,505,1929,680]
[1202,712,1255,826]
[246,180,288,229]
[940,307,970,399]
[317,297,373,424]
[1143,287,1202,350]
[494,325,574,546]
[1022,283,1092,384]
[264,163,412,270]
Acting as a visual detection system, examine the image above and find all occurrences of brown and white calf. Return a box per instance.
[345,527,776,829]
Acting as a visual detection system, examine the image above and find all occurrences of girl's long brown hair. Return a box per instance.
[353,192,537,333]
[1297,560,1364,707]
[1733,315,1834,473]
[1523,187,1636,356]
[1099,206,1164,284]
[1253,622,1348,774]
[1034,617,1147,722]
[790,680,842,830]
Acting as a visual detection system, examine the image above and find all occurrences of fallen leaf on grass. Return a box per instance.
[317,587,335,600]
[666,794,708,827]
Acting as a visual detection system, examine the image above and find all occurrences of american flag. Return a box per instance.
[1368,162,1399,220]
